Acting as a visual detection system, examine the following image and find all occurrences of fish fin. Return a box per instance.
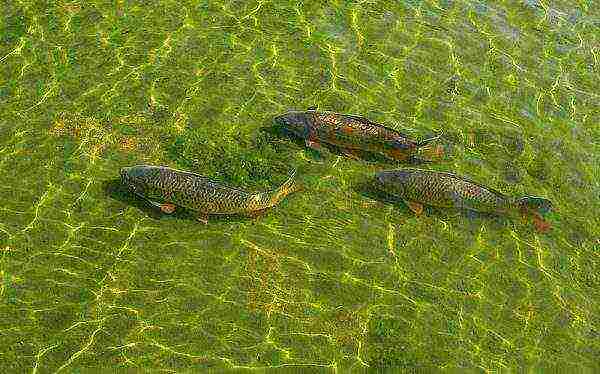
[420,144,445,160]
[532,212,551,233]
[385,147,410,161]
[406,201,424,216]
[305,139,323,152]
[301,117,323,152]
[145,199,162,209]
[342,114,379,125]
[197,213,209,224]
[266,169,298,208]
[247,209,268,219]
[341,148,361,160]
[160,203,176,214]
[340,125,354,135]
[517,196,553,215]
[416,134,443,147]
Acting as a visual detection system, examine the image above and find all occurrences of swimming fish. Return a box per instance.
[274,107,441,161]
[120,165,298,223]
[374,168,553,232]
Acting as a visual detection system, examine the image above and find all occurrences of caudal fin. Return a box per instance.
[416,134,443,148]
[517,196,553,233]
[415,134,444,160]
[267,169,299,207]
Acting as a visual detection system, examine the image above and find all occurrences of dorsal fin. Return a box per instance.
[427,170,508,198]
[342,113,375,123]
[341,114,412,137]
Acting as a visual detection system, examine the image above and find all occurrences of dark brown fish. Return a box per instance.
[274,107,441,161]
[375,168,553,232]
[120,165,298,223]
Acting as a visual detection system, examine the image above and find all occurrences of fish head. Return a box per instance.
[273,111,312,138]
[120,165,158,195]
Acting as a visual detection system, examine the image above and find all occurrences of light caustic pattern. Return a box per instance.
[1,0,599,372]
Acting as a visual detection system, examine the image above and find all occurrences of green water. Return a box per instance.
[1,0,599,371]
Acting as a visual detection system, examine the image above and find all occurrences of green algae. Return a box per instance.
[1,0,599,371]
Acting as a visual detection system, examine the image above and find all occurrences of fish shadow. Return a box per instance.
[103,178,268,224]
[104,178,162,219]
[260,121,430,165]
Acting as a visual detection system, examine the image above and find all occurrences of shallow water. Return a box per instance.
[1,0,599,371]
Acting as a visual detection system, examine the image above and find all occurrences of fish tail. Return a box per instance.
[415,134,444,160]
[415,134,443,148]
[516,196,553,232]
[516,196,553,215]
[256,169,299,209]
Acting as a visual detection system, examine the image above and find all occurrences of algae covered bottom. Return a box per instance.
[1,0,598,371]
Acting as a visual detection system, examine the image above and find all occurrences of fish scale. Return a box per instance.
[121,165,297,222]
[377,169,546,214]
[274,109,441,161]
[374,168,553,232]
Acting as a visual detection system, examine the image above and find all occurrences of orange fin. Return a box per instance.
[197,213,209,224]
[160,203,176,214]
[533,213,551,233]
[421,144,444,160]
[385,148,409,161]
[247,209,268,219]
[340,125,354,135]
[305,139,323,152]
[341,148,361,160]
[406,201,423,216]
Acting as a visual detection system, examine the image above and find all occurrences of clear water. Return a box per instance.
[1,0,599,371]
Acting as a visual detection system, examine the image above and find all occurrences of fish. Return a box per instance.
[374,168,553,232]
[120,165,298,223]
[274,107,442,161]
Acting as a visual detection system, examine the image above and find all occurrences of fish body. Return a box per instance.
[375,168,552,230]
[274,108,440,161]
[120,165,297,222]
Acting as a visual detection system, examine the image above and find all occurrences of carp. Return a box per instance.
[120,165,298,223]
[375,168,553,232]
[274,107,441,161]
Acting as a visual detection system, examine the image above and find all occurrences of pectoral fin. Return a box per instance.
[144,198,163,209]
[247,209,268,219]
[305,139,323,152]
[160,203,176,214]
[532,213,551,233]
[420,144,445,160]
[341,148,361,160]
[405,200,424,216]
[197,213,209,224]
[385,148,409,161]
